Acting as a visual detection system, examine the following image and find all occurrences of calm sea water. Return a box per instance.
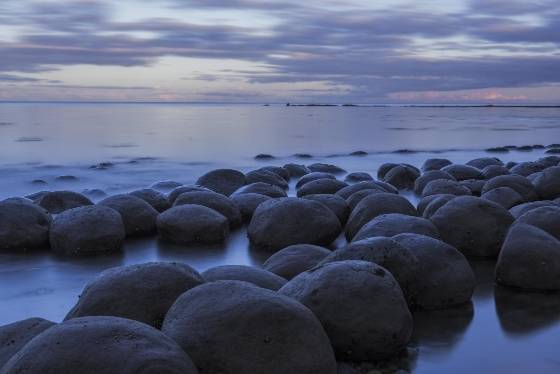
[1,103,560,373]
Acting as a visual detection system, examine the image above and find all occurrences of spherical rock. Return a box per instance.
[230,193,272,223]
[344,172,373,183]
[232,182,287,198]
[482,165,510,180]
[481,174,538,202]
[414,170,456,195]
[279,260,412,361]
[263,244,331,280]
[515,206,560,241]
[335,181,387,199]
[377,163,399,179]
[173,191,242,229]
[0,200,51,251]
[421,158,452,172]
[260,166,290,181]
[441,164,483,181]
[99,194,158,236]
[248,198,341,251]
[150,180,183,192]
[308,163,346,174]
[459,179,486,196]
[196,168,246,196]
[296,178,348,197]
[129,189,170,212]
[50,206,125,255]
[352,213,440,242]
[296,172,336,189]
[283,163,311,177]
[393,233,476,310]
[417,194,453,216]
[481,186,524,209]
[496,223,560,290]
[302,194,350,225]
[202,265,287,290]
[0,318,55,369]
[168,185,211,204]
[346,189,386,210]
[65,262,204,328]
[466,157,503,169]
[157,205,229,245]
[2,316,198,374]
[533,166,560,200]
[511,162,546,177]
[422,179,472,197]
[429,196,514,257]
[162,281,337,374]
[383,164,420,190]
[246,169,289,189]
[38,191,93,214]
[346,193,417,240]
[422,194,457,218]
[509,201,555,219]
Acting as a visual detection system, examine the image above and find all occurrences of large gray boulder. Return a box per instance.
[196,168,246,196]
[283,163,311,178]
[246,169,288,190]
[279,260,412,361]
[173,191,242,229]
[466,157,503,169]
[168,185,211,205]
[1,316,198,374]
[201,265,287,290]
[296,178,348,197]
[383,164,420,190]
[515,206,560,240]
[248,198,341,252]
[441,164,483,181]
[421,158,452,172]
[65,262,204,328]
[430,196,514,257]
[230,193,271,223]
[414,170,456,195]
[129,189,171,212]
[509,201,555,219]
[393,233,476,310]
[481,165,510,180]
[296,172,336,189]
[232,182,287,198]
[50,206,125,255]
[533,166,560,199]
[99,194,159,236]
[496,223,560,290]
[162,281,337,374]
[0,200,51,251]
[422,194,457,218]
[38,191,93,214]
[345,172,373,183]
[481,186,524,210]
[335,181,387,199]
[302,194,350,225]
[481,174,538,202]
[263,244,331,280]
[345,193,417,240]
[157,205,229,245]
[0,318,55,369]
[308,163,346,174]
[352,213,440,242]
[422,179,472,197]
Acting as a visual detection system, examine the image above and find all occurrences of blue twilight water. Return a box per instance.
[1,103,560,373]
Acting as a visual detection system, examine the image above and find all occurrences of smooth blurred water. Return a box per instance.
[1,103,560,373]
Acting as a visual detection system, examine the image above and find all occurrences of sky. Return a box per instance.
[0,0,559,103]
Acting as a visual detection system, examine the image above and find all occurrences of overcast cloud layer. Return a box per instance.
[0,0,559,103]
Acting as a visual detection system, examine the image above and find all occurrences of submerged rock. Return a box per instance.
[283,163,311,177]
[50,206,125,255]
[2,316,198,374]
[262,244,331,280]
[466,157,503,169]
[99,194,159,236]
[38,191,93,214]
[196,168,246,196]
[173,191,242,229]
[308,163,346,174]
[344,172,373,183]
[248,198,341,251]
[201,265,287,290]
[157,205,229,245]
[162,281,337,374]
[279,260,412,361]
[65,262,204,328]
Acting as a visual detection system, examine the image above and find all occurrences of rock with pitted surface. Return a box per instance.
[481,174,538,202]
[99,194,159,236]
[303,194,350,225]
[533,166,560,200]
[421,158,452,172]
[173,191,242,229]
[49,205,125,255]
[414,170,456,195]
[246,169,289,190]
[230,193,272,223]
[383,164,421,190]
[201,265,287,290]
[296,172,336,189]
[162,281,337,374]
[296,178,348,197]
[263,244,331,280]
[308,163,346,174]
[129,189,171,212]
[283,163,311,178]
[441,164,483,181]
[157,205,229,245]
[1,316,198,374]
[248,198,341,251]
[352,213,440,242]
[422,179,472,197]
[429,196,514,257]
[65,262,204,328]
[0,318,55,369]
[279,260,412,361]
[196,168,246,196]
[232,182,287,198]
[0,199,51,251]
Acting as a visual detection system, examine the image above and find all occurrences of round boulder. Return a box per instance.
[65,262,204,328]
[168,185,211,205]
[383,164,420,190]
[260,166,290,181]
[421,158,452,172]
[246,169,288,190]
[99,194,158,237]
[162,281,337,374]
[352,213,440,242]
[196,168,246,196]
[422,194,457,218]
[0,318,55,369]
[335,181,387,200]
[414,170,456,195]
[344,172,373,183]
[248,198,341,252]
[510,162,546,177]
[377,163,399,179]
[308,163,346,174]
[262,244,331,280]
[515,206,560,241]
[279,260,412,361]
[509,201,555,219]
[533,166,560,200]
[346,189,386,210]
[482,165,510,180]
[129,189,170,212]
[232,182,287,198]
[201,265,287,290]
[0,200,51,250]
[481,174,538,202]
[296,172,336,189]
[157,205,229,245]
[422,179,472,197]
[38,191,93,214]
[441,164,483,181]
[429,196,514,257]
[283,163,311,178]
[230,193,272,223]
[173,191,242,229]
[481,186,524,209]
[50,205,125,255]
[2,316,198,374]
[296,178,348,197]
[302,194,350,225]
[466,157,503,169]
[345,193,417,240]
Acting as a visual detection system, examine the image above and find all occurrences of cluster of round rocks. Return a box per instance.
[2,155,560,372]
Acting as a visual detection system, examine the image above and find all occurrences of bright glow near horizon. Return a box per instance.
[0,0,559,103]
